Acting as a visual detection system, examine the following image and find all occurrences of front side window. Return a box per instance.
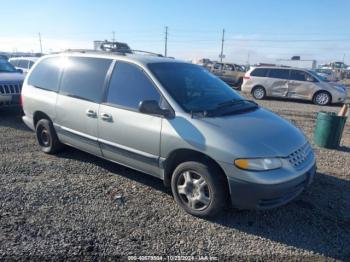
[290,70,308,81]
[106,61,160,110]
[213,63,222,70]
[148,62,248,113]
[28,57,62,91]
[268,69,290,79]
[60,57,112,103]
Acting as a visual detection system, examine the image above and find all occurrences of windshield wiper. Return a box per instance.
[217,99,258,108]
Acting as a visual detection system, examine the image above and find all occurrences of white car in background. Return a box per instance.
[9,57,39,75]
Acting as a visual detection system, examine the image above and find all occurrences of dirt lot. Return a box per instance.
[0,97,349,261]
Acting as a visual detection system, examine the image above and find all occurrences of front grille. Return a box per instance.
[0,83,21,94]
[287,143,312,168]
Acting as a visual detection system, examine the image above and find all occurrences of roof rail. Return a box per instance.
[63,49,127,56]
[129,50,164,57]
[62,48,165,58]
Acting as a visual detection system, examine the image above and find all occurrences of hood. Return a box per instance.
[0,72,25,83]
[198,108,306,159]
[325,82,348,92]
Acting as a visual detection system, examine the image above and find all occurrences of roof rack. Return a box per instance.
[62,48,165,58]
[63,49,127,56]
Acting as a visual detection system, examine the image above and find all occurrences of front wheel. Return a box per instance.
[171,161,228,218]
[313,91,331,106]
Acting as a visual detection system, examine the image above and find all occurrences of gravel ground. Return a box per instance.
[0,96,349,261]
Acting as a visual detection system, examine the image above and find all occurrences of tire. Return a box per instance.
[171,161,228,218]
[252,86,266,100]
[236,78,243,90]
[313,91,331,106]
[35,119,63,154]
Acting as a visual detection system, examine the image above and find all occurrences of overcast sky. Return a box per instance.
[1,0,350,64]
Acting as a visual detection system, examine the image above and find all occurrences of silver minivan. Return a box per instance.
[242,66,347,105]
[22,52,316,217]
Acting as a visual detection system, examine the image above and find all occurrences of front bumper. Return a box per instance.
[0,94,20,107]
[227,164,316,209]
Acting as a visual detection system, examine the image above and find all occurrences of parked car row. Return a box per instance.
[0,59,25,107]
[242,66,348,105]
[9,57,39,75]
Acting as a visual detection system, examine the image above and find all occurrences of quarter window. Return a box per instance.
[28,57,62,92]
[106,61,160,110]
[268,69,290,79]
[60,57,112,103]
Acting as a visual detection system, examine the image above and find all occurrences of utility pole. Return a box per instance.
[38,32,43,54]
[164,26,168,57]
[112,31,115,43]
[220,29,225,62]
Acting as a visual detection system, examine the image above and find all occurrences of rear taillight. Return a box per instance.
[19,94,23,107]
[243,76,251,80]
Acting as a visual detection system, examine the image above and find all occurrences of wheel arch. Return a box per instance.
[163,148,228,188]
[33,111,52,128]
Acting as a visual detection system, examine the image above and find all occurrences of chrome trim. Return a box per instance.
[98,138,158,160]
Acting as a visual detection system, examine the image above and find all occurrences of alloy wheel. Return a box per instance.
[176,170,211,211]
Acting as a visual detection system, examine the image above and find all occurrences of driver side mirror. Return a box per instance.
[139,100,172,118]
[16,68,23,74]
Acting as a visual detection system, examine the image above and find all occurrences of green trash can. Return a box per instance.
[313,111,347,149]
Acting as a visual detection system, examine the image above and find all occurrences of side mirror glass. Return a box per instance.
[139,100,171,117]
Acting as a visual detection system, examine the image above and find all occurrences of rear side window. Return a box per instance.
[60,57,112,103]
[18,60,28,69]
[268,69,290,79]
[251,68,269,77]
[106,61,160,110]
[28,57,62,92]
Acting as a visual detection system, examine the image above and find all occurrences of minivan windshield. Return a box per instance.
[0,60,17,73]
[148,62,257,115]
[308,70,326,82]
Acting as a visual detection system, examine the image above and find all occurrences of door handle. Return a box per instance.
[100,113,112,122]
[86,109,97,118]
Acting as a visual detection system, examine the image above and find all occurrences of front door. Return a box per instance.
[288,70,317,99]
[98,61,163,177]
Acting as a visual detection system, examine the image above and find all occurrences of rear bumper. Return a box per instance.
[228,164,316,210]
[22,115,35,131]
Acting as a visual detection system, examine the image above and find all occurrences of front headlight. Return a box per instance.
[234,158,282,171]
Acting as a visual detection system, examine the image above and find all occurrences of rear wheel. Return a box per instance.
[35,119,63,154]
[313,91,331,106]
[171,161,228,218]
[252,86,266,100]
